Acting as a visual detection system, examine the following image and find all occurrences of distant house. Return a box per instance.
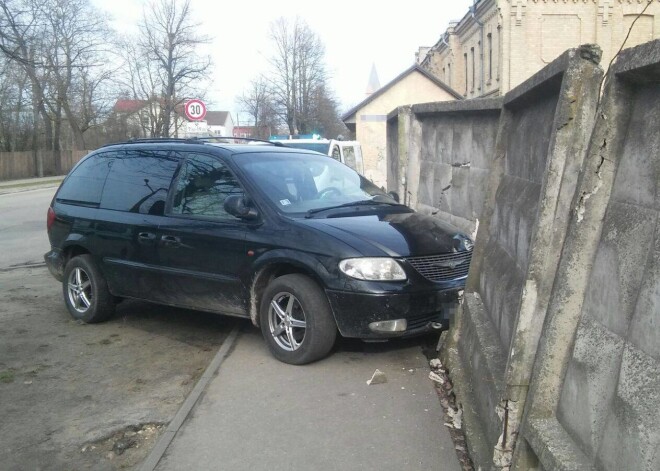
[111,99,151,138]
[111,98,188,138]
[113,99,149,114]
[205,111,234,137]
[233,125,273,140]
[342,65,461,186]
[233,125,255,138]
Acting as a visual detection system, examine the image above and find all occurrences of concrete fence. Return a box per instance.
[387,98,502,236]
[0,150,89,181]
[386,39,659,470]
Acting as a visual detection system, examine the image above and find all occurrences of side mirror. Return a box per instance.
[224,195,259,220]
[387,191,400,203]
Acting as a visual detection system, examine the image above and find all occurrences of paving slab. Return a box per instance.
[154,330,460,471]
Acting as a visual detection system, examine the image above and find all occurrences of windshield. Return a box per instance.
[235,152,395,215]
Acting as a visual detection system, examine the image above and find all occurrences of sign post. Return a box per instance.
[184,99,207,121]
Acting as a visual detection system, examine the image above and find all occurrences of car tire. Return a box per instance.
[62,254,115,323]
[259,274,337,365]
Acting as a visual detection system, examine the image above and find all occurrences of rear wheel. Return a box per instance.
[63,255,115,323]
[259,274,337,365]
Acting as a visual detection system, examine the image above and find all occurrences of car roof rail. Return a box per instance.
[125,138,192,143]
[95,136,286,149]
[189,136,285,146]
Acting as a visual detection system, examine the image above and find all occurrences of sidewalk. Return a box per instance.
[0,175,64,195]
[148,329,461,471]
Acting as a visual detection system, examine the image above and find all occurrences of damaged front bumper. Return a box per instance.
[325,288,460,339]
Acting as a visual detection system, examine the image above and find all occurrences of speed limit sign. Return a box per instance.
[184,99,207,121]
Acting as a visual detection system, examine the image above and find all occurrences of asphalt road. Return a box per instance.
[0,187,56,268]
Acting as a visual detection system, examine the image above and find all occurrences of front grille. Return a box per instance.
[405,249,473,282]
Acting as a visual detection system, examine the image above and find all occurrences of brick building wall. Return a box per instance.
[420,0,660,98]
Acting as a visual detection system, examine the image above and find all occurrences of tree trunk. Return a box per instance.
[31,97,41,177]
[53,102,63,175]
[62,101,85,150]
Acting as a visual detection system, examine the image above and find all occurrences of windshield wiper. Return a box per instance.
[305,200,405,218]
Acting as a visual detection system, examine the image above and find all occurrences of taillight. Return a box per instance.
[47,207,56,232]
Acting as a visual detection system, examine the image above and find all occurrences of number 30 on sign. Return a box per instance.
[184,99,207,121]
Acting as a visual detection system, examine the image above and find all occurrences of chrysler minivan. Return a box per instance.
[45,139,472,364]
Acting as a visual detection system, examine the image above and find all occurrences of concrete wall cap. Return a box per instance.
[412,97,503,116]
[611,38,660,82]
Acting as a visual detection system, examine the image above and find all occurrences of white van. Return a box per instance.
[272,138,364,174]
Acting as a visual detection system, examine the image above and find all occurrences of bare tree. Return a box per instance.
[120,39,163,138]
[311,84,349,139]
[134,0,211,137]
[267,17,339,136]
[0,0,53,174]
[0,55,32,151]
[236,76,277,139]
[0,0,117,176]
[43,0,114,150]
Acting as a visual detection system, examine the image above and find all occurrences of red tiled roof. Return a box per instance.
[114,99,148,113]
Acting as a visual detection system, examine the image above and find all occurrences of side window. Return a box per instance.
[331,145,341,161]
[171,154,244,220]
[343,146,356,170]
[100,150,180,215]
[57,152,114,206]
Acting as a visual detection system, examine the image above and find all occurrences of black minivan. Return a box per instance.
[45,139,473,364]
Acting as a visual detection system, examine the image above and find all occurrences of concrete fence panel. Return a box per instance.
[442,45,603,469]
[515,38,660,471]
[386,99,502,236]
[414,100,502,236]
[387,39,659,470]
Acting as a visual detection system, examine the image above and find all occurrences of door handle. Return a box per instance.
[138,232,157,243]
[161,235,182,247]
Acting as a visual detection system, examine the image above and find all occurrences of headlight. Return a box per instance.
[339,258,406,281]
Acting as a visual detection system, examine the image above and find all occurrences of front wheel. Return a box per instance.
[259,274,337,365]
[62,254,115,323]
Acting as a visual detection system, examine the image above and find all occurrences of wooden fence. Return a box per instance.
[0,150,90,181]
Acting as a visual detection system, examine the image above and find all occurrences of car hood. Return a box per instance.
[297,211,471,257]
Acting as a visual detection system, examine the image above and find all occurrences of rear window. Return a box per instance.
[282,142,330,154]
[57,152,114,206]
[100,150,180,215]
[343,146,356,169]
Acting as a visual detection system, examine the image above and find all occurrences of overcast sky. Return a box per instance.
[94,0,474,121]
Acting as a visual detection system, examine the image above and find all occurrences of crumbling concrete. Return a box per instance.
[387,39,660,471]
[447,45,604,470]
[514,38,660,471]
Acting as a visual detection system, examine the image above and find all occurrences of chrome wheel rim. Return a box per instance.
[67,267,92,314]
[268,291,307,351]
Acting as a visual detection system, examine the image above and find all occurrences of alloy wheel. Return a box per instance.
[268,291,307,351]
[67,267,92,313]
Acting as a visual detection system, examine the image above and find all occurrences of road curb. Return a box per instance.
[140,325,241,471]
[0,176,64,195]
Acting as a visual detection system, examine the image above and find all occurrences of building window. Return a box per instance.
[471,47,475,93]
[488,33,493,82]
[448,63,451,87]
[464,53,468,95]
